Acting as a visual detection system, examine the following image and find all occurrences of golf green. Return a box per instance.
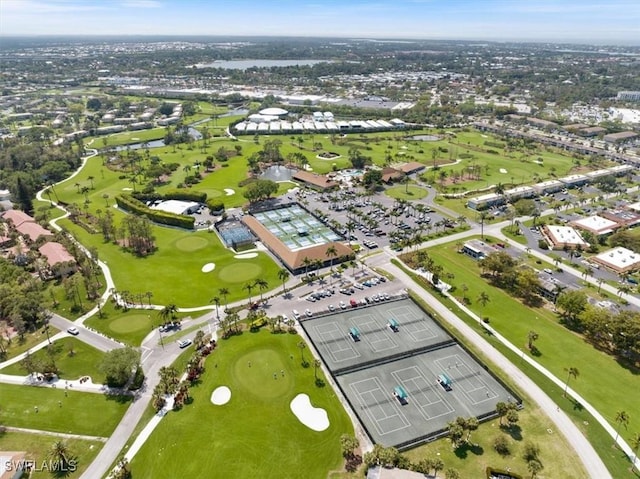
[218,263,262,283]
[385,185,428,200]
[234,349,293,400]
[175,236,209,252]
[109,314,151,334]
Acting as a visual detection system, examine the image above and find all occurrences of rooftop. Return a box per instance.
[571,215,618,234]
[594,247,640,272]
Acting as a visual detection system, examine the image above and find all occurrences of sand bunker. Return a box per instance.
[234,253,258,259]
[290,394,329,432]
[224,188,235,196]
[211,386,231,405]
[201,263,216,273]
[499,168,508,174]
[122,187,133,191]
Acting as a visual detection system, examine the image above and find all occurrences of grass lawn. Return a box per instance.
[84,302,193,346]
[0,337,104,381]
[0,430,103,479]
[0,326,60,362]
[0,383,131,437]
[384,184,428,200]
[417,239,640,441]
[129,330,353,479]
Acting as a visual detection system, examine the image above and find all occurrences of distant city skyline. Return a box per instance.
[1,0,639,45]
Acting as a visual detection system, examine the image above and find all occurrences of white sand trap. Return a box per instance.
[122,187,133,191]
[234,253,258,259]
[224,188,235,196]
[290,394,329,432]
[131,137,140,141]
[499,168,508,174]
[201,263,216,273]
[211,386,231,405]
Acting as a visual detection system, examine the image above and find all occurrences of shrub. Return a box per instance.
[115,194,195,229]
[206,199,225,213]
[250,317,267,331]
[494,435,511,456]
[537,239,548,249]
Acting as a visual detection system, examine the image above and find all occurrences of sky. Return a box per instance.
[1,0,639,45]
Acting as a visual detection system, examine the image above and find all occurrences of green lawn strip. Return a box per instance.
[0,383,131,437]
[46,270,106,320]
[0,326,61,361]
[84,128,166,148]
[129,330,353,479]
[1,337,105,381]
[84,302,193,346]
[385,184,428,200]
[399,271,628,477]
[423,241,640,433]
[0,430,103,479]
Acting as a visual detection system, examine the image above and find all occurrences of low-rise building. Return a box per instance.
[571,215,619,236]
[461,240,495,260]
[593,247,640,274]
[603,131,638,143]
[292,171,338,191]
[38,242,76,278]
[541,225,589,250]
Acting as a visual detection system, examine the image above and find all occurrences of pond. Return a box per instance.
[260,165,297,182]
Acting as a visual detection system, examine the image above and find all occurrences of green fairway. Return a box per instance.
[174,236,209,252]
[83,303,192,346]
[129,331,353,478]
[0,383,131,437]
[0,337,105,381]
[416,238,640,438]
[0,430,103,479]
[385,184,428,200]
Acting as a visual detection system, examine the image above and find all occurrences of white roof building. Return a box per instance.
[150,200,200,216]
[542,225,589,250]
[571,215,619,235]
[593,247,640,274]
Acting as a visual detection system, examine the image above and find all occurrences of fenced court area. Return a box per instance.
[251,204,341,251]
[300,298,518,449]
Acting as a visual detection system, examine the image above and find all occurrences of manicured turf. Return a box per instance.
[129,331,353,478]
[0,337,105,381]
[385,184,428,200]
[417,239,640,439]
[0,325,60,361]
[0,430,104,479]
[0,383,131,437]
[83,302,192,346]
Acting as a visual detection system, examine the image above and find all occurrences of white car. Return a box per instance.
[292,310,301,319]
[67,326,79,336]
[305,309,313,317]
[328,304,335,312]
[178,339,192,349]
[339,301,347,310]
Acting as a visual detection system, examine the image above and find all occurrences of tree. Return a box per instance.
[527,459,544,478]
[218,287,229,309]
[254,278,269,303]
[340,434,359,458]
[99,347,141,387]
[522,441,541,462]
[210,296,220,321]
[477,211,489,240]
[555,290,588,328]
[297,341,307,365]
[465,416,479,443]
[362,169,382,190]
[563,366,579,397]
[313,359,322,382]
[444,468,460,479]
[325,245,338,272]
[243,282,255,305]
[278,268,290,295]
[494,435,511,456]
[158,366,180,395]
[159,303,178,323]
[432,457,444,477]
[613,410,629,447]
[506,408,519,427]
[447,421,465,449]
[49,440,71,468]
[527,330,539,351]
[630,432,640,473]
[477,291,490,308]
[496,401,509,425]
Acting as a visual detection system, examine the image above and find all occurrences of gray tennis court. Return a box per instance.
[301,298,518,449]
[301,298,451,372]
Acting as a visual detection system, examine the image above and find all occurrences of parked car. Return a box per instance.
[328,304,335,312]
[339,301,347,310]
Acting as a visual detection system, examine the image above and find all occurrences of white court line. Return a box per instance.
[351,316,398,353]
[392,367,454,421]
[350,377,410,436]
[314,323,360,363]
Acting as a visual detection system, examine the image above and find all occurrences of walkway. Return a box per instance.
[4,426,108,443]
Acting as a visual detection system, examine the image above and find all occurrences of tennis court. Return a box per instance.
[251,204,342,251]
[302,298,519,449]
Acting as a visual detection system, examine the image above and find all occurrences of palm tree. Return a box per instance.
[302,256,312,280]
[218,287,229,309]
[210,296,220,321]
[631,432,640,472]
[528,330,539,351]
[613,410,629,447]
[432,457,444,478]
[297,341,307,364]
[477,291,490,308]
[243,282,255,305]
[617,283,631,297]
[278,268,290,295]
[254,278,268,303]
[49,440,70,467]
[103,193,109,207]
[313,359,322,381]
[87,175,95,189]
[478,211,489,240]
[597,278,604,293]
[325,245,338,271]
[159,303,177,324]
[145,291,153,306]
[527,459,543,478]
[563,366,579,397]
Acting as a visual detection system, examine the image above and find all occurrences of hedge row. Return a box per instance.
[116,194,195,229]
[132,189,207,203]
